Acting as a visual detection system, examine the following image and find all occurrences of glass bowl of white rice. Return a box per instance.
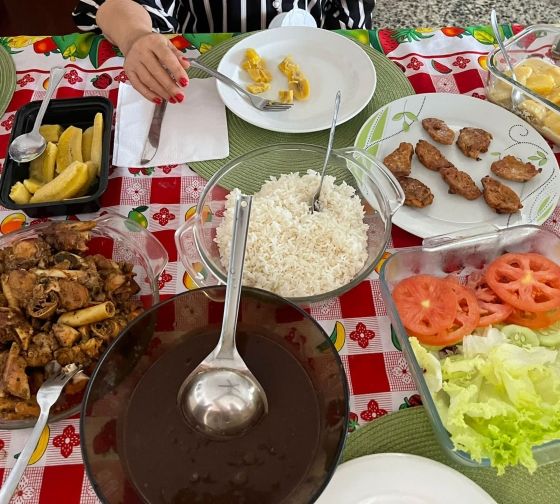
[175,144,404,303]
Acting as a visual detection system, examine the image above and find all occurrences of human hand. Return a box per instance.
[122,31,190,104]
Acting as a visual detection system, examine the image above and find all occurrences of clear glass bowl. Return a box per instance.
[486,24,560,145]
[81,286,349,503]
[0,213,168,429]
[175,143,404,304]
[380,224,560,468]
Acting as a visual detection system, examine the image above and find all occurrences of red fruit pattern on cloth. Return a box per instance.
[348,412,359,432]
[91,72,113,89]
[1,114,15,131]
[349,322,375,348]
[159,164,178,174]
[53,425,80,458]
[360,399,388,421]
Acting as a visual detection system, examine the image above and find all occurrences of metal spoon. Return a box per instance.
[8,66,66,163]
[490,10,523,111]
[177,193,268,439]
[311,90,341,213]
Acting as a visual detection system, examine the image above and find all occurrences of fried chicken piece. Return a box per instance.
[422,118,455,145]
[5,270,37,308]
[456,127,493,160]
[26,332,59,367]
[415,140,454,171]
[41,221,95,253]
[54,345,90,367]
[4,239,50,270]
[490,155,541,182]
[383,142,414,177]
[3,343,30,400]
[0,307,33,350]
[440,166,482,200]
[58,278,89,311]
[14,399,40,418]
[52,323,81,348]
[398,177,434,208]
[481,176,523,214]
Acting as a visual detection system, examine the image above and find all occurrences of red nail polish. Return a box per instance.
[169,97,177,104]
[153,97,162,105]
[179,77,188,87]
[175,93,184,103]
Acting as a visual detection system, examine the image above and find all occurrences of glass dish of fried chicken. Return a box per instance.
[0,215,167,428]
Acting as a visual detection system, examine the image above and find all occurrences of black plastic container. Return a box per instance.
[0,97,113,217]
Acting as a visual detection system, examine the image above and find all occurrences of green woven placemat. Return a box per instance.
[0,45,16,118]
[188,33,414,186]
[343,407,558,504]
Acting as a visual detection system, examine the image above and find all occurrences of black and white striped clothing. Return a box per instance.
[73,0,376,34]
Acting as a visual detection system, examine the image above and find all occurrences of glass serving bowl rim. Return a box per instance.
[487,23,560,115]
[80,285,350,504]
[192,142,393,304]
[0,212,163,430]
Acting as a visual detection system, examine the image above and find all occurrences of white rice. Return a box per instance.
[214,170,369,298]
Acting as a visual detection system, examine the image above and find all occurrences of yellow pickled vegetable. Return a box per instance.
[526,74,555,96]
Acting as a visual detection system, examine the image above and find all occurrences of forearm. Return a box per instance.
[96,0,153,54]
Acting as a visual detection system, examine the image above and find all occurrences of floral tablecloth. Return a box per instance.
[1,25,560,503]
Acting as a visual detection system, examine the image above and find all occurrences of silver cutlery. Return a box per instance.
[8,66,65,164]
[140,99,168,165]
[490,10,524,112]
[178,193,268,439]
[0,363,82,504]
[188,59,293,112]
[311,90,341,213]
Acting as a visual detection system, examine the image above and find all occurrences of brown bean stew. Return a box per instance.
[0,221,142,420]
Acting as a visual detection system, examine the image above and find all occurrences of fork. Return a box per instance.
[0,363,82,504]
[188,59,293,111]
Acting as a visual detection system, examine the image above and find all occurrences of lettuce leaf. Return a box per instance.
[433,336,560,475]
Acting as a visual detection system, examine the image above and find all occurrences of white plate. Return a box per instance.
[354,93,559,238]
[216,27,376,133]
[315,453,497,504]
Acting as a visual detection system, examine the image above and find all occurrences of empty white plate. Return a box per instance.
[315,453,497,504]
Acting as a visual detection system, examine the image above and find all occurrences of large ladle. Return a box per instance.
[177,193,268,438]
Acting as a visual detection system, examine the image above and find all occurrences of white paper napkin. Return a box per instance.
[113,79,229,167]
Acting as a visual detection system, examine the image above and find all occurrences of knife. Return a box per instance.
[140,100,168,165]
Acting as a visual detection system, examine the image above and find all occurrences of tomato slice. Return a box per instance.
[485,253,560,312]
[392,275,457,336]
[418,281,480,347]
[467,271,513,326]
[506,308,560,329]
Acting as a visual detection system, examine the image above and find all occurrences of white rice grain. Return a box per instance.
[215,170,369,298]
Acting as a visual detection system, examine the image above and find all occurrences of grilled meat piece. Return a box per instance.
[481,176,523,214]
[0,307,33,349]
[440,166,482,200]
[415,140,454,171]
[490,155,541,182]
[58,278,89,311]
[456,127,493,160]
[398,177,434,208]
[3,343,30,400]
[422,118,455,145]
[383,142,414,177]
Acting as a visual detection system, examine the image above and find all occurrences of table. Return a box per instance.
[0,25,559,503]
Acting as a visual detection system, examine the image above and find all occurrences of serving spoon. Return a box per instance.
[490,10,524,112]
[177,193,268,439]
[8,66,66,164]
[311,90,341,213]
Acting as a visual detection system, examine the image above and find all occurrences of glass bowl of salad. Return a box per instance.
[380,224,560,474]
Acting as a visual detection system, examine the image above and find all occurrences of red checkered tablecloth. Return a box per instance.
[0,26,560,503]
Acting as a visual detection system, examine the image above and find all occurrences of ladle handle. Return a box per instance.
[215,193,252,360]
[32,67,65,134]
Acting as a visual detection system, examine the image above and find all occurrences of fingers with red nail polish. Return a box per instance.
[169,97,177,104]
[175,93,184,103]
[153,97,162,105]
[179,77,188,87]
